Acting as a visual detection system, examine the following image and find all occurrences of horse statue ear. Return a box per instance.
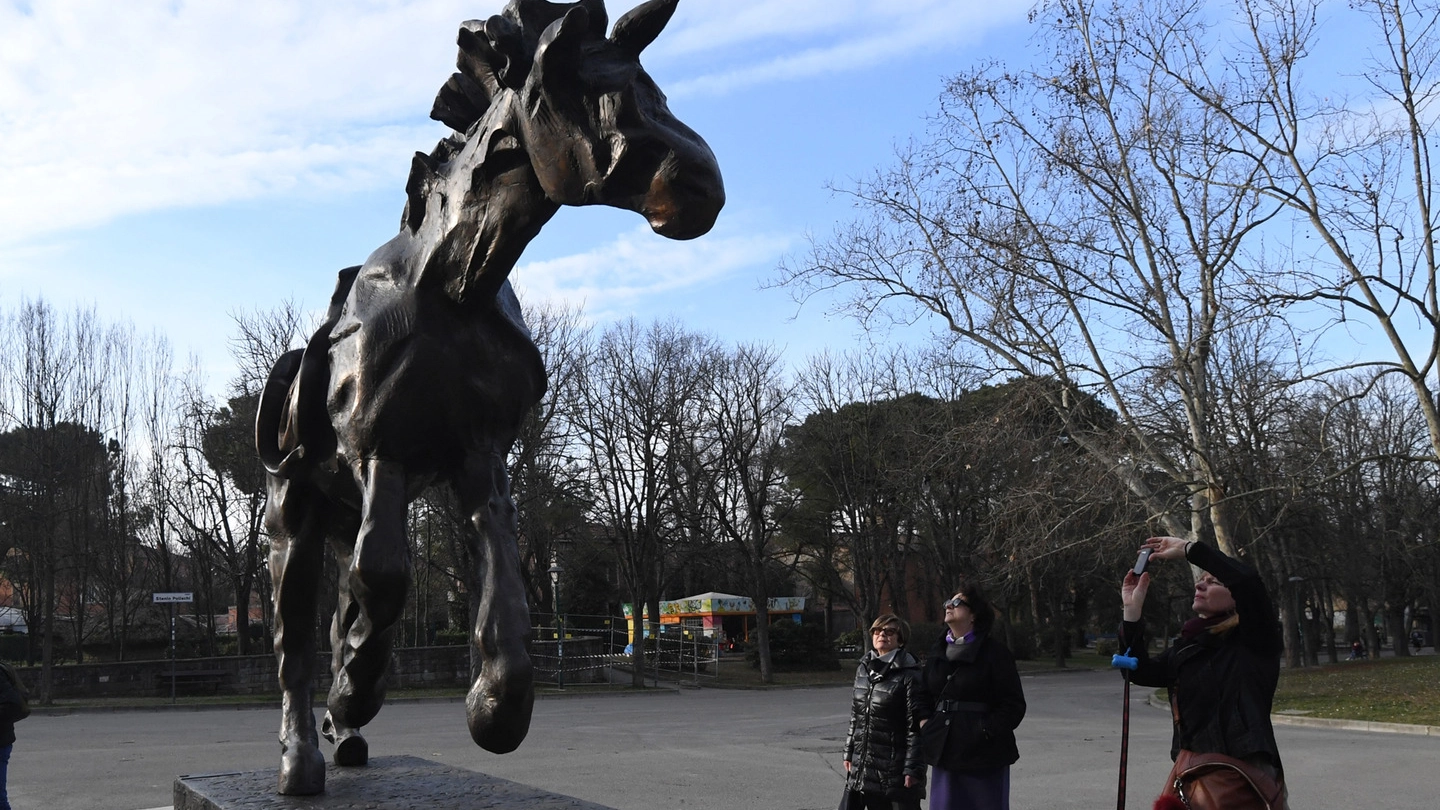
[482,15,527,88]
[611,0,679,56]
[531,6,589,90]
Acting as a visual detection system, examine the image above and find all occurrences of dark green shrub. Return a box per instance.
[748,621,839,671]
[0,635,27,662]
[834,628,862,652]
[1004,621,1037,661]
[433,629,469,646]
[907,622,946,656]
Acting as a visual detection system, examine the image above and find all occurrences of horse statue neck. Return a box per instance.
[401,92,560,307]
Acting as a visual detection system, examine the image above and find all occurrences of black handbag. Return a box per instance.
[837,787,864,810]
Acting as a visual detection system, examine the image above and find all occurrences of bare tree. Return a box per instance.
[775,0,1311,555]
[509,300,592,616]
[169,379,265,655]
[784,349,928,635]
[1150,0,1440,462]
[573,319,716,686]
[0,300,110,698]
[692,342,795,682]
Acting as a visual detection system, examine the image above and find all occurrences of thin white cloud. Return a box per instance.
[0,0,1029,247]
[511,223,791,321]
[0,0,492,245]
[654,0,1032,97]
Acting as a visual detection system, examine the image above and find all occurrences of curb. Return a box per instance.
[1143,690,1439,736]
[1268,714,1440,736]
[29,684,682,715]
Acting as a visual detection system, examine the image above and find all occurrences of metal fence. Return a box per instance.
[528,613,721,686]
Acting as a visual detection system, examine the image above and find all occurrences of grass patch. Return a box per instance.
[1272,656,1440,726]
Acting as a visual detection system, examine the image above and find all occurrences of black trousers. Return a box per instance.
[849,789,921,810]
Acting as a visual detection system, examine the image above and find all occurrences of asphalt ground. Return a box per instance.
[10,669,1438,809]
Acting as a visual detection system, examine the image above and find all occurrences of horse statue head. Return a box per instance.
[434,0,723,237]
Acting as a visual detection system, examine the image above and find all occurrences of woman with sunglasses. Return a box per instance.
[919,582,1026,810]
[1120,536,1288,809]
[842,614,927,810]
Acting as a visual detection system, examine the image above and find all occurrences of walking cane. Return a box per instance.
[1112,648,1139,810]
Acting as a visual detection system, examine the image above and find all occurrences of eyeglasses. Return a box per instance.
[871,627,899,637]
[944,597,970,610]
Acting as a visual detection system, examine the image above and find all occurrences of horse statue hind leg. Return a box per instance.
[266,468,365,794]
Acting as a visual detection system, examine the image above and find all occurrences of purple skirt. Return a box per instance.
[929,765,1010,810]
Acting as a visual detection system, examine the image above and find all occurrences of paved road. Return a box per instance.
[11,670,1438,809]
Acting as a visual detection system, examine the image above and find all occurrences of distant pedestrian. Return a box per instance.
[0,662,28,810]
[1348,639,1366,660]
[920,581,1026,810]
[842,614,927,810]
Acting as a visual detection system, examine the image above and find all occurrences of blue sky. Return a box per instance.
[0,0,1036,390]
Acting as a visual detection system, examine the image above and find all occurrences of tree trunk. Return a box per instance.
[630,629,646,687]
[1359,603,1382,658]
[1027,570,1042,658]
[1319,582,1338,664]
[1281,602,1301,669]
[234,580,251,656]
[1386,607,1411,657]
[751,561,774,684]
[1049,585,1067,669]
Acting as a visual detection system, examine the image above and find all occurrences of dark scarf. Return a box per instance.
[1180,611,1235,641]
[864,648,903,682]
[944,627,980,662]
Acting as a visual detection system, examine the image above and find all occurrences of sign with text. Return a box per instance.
[152,592,194,604]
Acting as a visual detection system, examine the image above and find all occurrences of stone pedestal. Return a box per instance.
[174,755,618,810]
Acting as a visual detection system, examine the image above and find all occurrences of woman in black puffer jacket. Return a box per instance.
[843,614,928,810]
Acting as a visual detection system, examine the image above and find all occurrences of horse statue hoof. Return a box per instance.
[322,711,370,767]
[466,675,535,754]
[277,740,326,795]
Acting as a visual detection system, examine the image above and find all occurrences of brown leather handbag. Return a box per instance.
[1158,750,1289,810]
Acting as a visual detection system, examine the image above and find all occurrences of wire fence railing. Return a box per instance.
[528,613,722,686]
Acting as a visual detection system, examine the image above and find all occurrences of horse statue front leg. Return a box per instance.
[455,452,535,753]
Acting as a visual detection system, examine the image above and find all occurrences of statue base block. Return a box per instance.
[174,755,618,810]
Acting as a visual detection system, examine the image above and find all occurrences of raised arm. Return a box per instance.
[1187,541,1282,656]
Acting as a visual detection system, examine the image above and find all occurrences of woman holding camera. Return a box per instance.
[842,614,927,810]
[1120,535,1288,809]
[920,581,1026,810]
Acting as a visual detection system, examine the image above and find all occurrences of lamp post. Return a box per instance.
[1287,576,1308,667]
[549,557,564,689]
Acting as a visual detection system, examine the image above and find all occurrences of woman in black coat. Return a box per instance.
[1120,536,1288,809]
[920,581,1026,810]
[0,667,23,810]
[843,614,928,810]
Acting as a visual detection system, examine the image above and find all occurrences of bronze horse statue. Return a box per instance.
[253,0,722,795]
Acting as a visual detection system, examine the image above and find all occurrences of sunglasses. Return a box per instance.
[871,627,899,637]
[944,597,970,609]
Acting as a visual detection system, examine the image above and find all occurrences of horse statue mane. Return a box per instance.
[254,0,722,796]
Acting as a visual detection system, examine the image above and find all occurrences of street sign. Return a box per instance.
[152,592,194,603]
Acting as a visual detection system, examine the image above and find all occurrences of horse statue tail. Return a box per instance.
[256,266,359,478]
[256,347,306,476]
